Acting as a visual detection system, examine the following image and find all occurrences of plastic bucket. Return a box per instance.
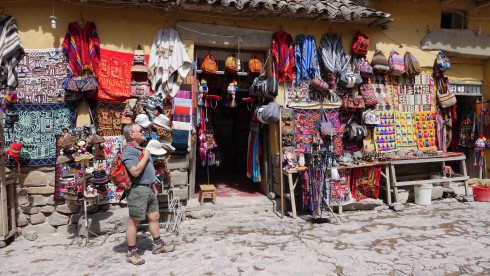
[415,184,433,205]
[472,186,490,202]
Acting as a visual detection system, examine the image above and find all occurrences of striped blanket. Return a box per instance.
[0,16,25,89]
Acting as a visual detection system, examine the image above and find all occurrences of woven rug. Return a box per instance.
[4,102,77,167]
[96,48,149,102]
[12,48,69,104]
[90,100,125,136]
[351,165,381,201]
[394,74,435,112]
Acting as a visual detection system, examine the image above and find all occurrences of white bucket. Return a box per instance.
[415,184,433,205]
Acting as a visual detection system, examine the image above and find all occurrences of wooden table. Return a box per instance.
[334,161,391,213]
[389,154,469,203]
[281,167,306,219]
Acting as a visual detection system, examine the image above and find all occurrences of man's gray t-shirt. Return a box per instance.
[122,146,155,185]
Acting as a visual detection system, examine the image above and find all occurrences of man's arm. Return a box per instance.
[127,148,151,178]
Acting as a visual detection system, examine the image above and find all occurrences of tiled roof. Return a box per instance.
[96,0,392,26]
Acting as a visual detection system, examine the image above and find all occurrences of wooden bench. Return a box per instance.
[198,184,216,205]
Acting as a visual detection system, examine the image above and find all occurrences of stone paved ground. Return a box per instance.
[1,199,490,276]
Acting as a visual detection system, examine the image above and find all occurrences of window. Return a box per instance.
[441,10,467,29]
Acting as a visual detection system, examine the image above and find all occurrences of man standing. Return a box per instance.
[122,123,175,265]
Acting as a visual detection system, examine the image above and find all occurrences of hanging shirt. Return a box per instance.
[61,21,100,76]
[271,31,295,82]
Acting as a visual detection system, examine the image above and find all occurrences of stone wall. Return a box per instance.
[13,166,123,240]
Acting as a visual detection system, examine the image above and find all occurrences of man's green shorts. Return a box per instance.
[126,185,159,221]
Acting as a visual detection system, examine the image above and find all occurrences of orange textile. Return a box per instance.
[96,48,149,102]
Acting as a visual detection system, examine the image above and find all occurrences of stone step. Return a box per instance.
[185,196,276,219]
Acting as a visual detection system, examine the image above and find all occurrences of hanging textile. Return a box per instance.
[271,30,295,82]
[61,21,100,76]
[329,169,354,206]
[148,28,192,97]
[0,16,25,89]
[318,33,350,75]
[247,121,261,182]
[294,34,319,85]
[374,111,397,152]
[91,100,125,136]
[96,48,145,102]
[351,166,381,201]
[394,74,435,112]
[394,112,417,148]
[4,102,77,167]
[13,48,68,104]
[415,111,437,150]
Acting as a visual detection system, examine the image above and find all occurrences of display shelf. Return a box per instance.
[196,69,248,76]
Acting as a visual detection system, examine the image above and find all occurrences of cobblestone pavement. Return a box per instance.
[1,199,490,275]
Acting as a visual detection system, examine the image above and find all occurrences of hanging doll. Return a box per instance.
[474,135,488,167]
[198,78,208,107]
[199,129,217,166]
[73,139,93,167]
[226,79,238,108]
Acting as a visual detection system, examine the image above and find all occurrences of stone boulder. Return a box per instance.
[47,212,70,227]
[23,171,48,187]
[30,213,46,225]
[40,205,56,214]
[56,204,80,214]
[17,213,29,227]
[20,206,39,215]
[77,207,129,236]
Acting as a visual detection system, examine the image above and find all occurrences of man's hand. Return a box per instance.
[142,148,151,158]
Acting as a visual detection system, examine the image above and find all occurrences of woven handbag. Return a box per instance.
[436,77,457,108]
[109,147,132,191]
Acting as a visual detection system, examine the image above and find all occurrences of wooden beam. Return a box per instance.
[476,0,490,8]
[440,0,456,5]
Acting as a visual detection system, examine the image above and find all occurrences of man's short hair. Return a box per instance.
[123,123,137,141]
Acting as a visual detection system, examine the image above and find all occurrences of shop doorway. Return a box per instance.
[194,47,266,198]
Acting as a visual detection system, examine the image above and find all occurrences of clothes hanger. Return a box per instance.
[78,12,86,27]
[0,7,7,20]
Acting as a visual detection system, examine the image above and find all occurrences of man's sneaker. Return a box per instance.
[152,242,175,254]
[126,249,145,265]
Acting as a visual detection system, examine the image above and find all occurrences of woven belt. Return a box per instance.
[134,183,153,188]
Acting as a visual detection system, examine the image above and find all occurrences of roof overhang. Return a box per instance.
[82,0,393,28]
[421,29,490,59]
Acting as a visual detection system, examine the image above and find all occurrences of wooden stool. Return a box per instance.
[199,184,217,205]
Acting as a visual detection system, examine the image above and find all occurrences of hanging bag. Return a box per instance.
[359,83,378,107]
[351,31,369,57]
[248,55,263,74]
[404,51,421,76]
[362,109,380,126]
[435,51,451,72]
[201,54,218,74]
[225,53,240,73]
[251,50,278,99]
[371,50,390,72]
[388,50,405,76]
[319,103,336,137]
[437,76,457,108]
[341,92,365,112]
[359,57,374,78]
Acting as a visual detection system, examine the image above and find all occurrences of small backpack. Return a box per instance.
[359,57,374,78]
[351,31,369,57]
[404,51,421,76]
[225,54,240,73]
[109,147,132,191]
[371,50,390,72]
[201,54,217,74]
[388,50,405,76]
[248,55,263,74]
